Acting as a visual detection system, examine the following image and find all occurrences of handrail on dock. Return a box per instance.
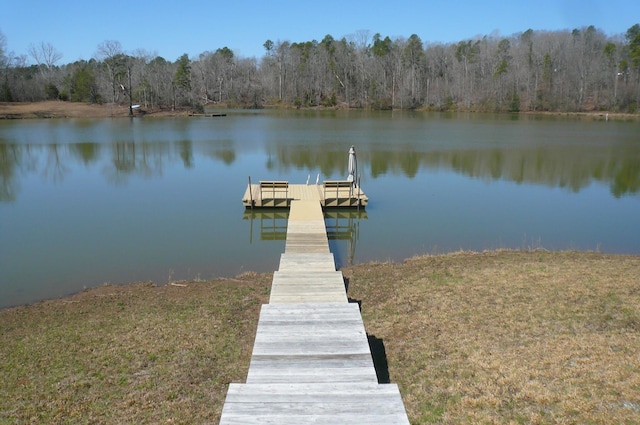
[242,179,367,208]
[322,180,353,201]
[260,180,289,201]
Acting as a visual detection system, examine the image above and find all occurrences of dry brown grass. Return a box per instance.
[3,101,637,121]
[1,251,639,424]
[344,250,640,424]
[0,101,189,119]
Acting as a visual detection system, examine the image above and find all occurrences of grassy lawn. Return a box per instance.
[345,250,640,424]
[0,274,271,424]
[1,251,639,424]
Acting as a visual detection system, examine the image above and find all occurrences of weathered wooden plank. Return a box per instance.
[268,288,347,298]
[252,319,371,356]
[222,402,407,414]
[257,317,362,325]
[286,228,327,234]
[285,229,328,235]
[284,237,329,245]
[279,253,335,261]
[273,270,343,277]
[247,350,378,383]
[269,289,348,303]
[257,303,359,318]
[270,284,345,292]
[251,344,371,356]
[246,369,377,383]
[249,353,374,367]
[252,306,369,343]
[273,272,344,283]
[284,246,331,254]
[271,282,346,295]
[220,413,407,425]
[255,321,364,331]
[285,239,330,247]
[271,279,345,287]
[259,303,357,313]
[269,270,347,303]
[278,253,336,271]
[220,383,409,425]
[225,382,405,400]
[269,294,348,304]
[270,287,346,297]
[253,330,369,345]
[246,367,377,383]
[285,231,327,238]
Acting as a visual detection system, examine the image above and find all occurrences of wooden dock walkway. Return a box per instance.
[219,200,409,424]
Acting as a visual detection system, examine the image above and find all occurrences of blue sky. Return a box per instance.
[2,0,639,64]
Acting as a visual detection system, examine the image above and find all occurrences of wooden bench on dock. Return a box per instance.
[260,181,289,207]
[323,180,355,207]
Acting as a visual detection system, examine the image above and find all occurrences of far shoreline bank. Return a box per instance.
[1,100,638,121]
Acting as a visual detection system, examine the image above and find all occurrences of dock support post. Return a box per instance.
[357,176,361,211]
[248,176,254,209]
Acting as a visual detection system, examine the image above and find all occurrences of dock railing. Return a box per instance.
[323,180,353,198]
[259,181,289,207]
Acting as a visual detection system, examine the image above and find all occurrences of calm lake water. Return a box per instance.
[1,110,639,309]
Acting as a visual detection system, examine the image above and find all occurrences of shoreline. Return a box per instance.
[2,248,637,313]
[2,249,638,423]
[1,100,638,120]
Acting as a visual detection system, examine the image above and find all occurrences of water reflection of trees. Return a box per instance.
[0,144,73,201]
[611,158,640,198]
[2,140,639,201]
[0,144,20,201]
[42,145,70,183]
[200,139,236,165]
[0,139,247,201]
[70,143,100,165]
[0,140,198,198]
[272,146,640,196]
[104,141,179,184]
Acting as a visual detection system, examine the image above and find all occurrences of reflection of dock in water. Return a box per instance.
[243,210,289,241]
[243,209,366,266]
[325,210,366,267]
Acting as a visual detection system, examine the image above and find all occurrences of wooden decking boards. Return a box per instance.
[221,383,409,425]
[220,198,409,424]
[221,383,408,425]
[247,303,376,384]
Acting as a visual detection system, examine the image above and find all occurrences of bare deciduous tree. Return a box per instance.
[28,41,62,69]
[3,25,640,112]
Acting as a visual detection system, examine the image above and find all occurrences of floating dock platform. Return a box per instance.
[242,180,368,208]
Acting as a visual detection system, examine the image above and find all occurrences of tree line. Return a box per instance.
[1,25,640,113]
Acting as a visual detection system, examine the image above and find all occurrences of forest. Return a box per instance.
[1,24,640,113]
